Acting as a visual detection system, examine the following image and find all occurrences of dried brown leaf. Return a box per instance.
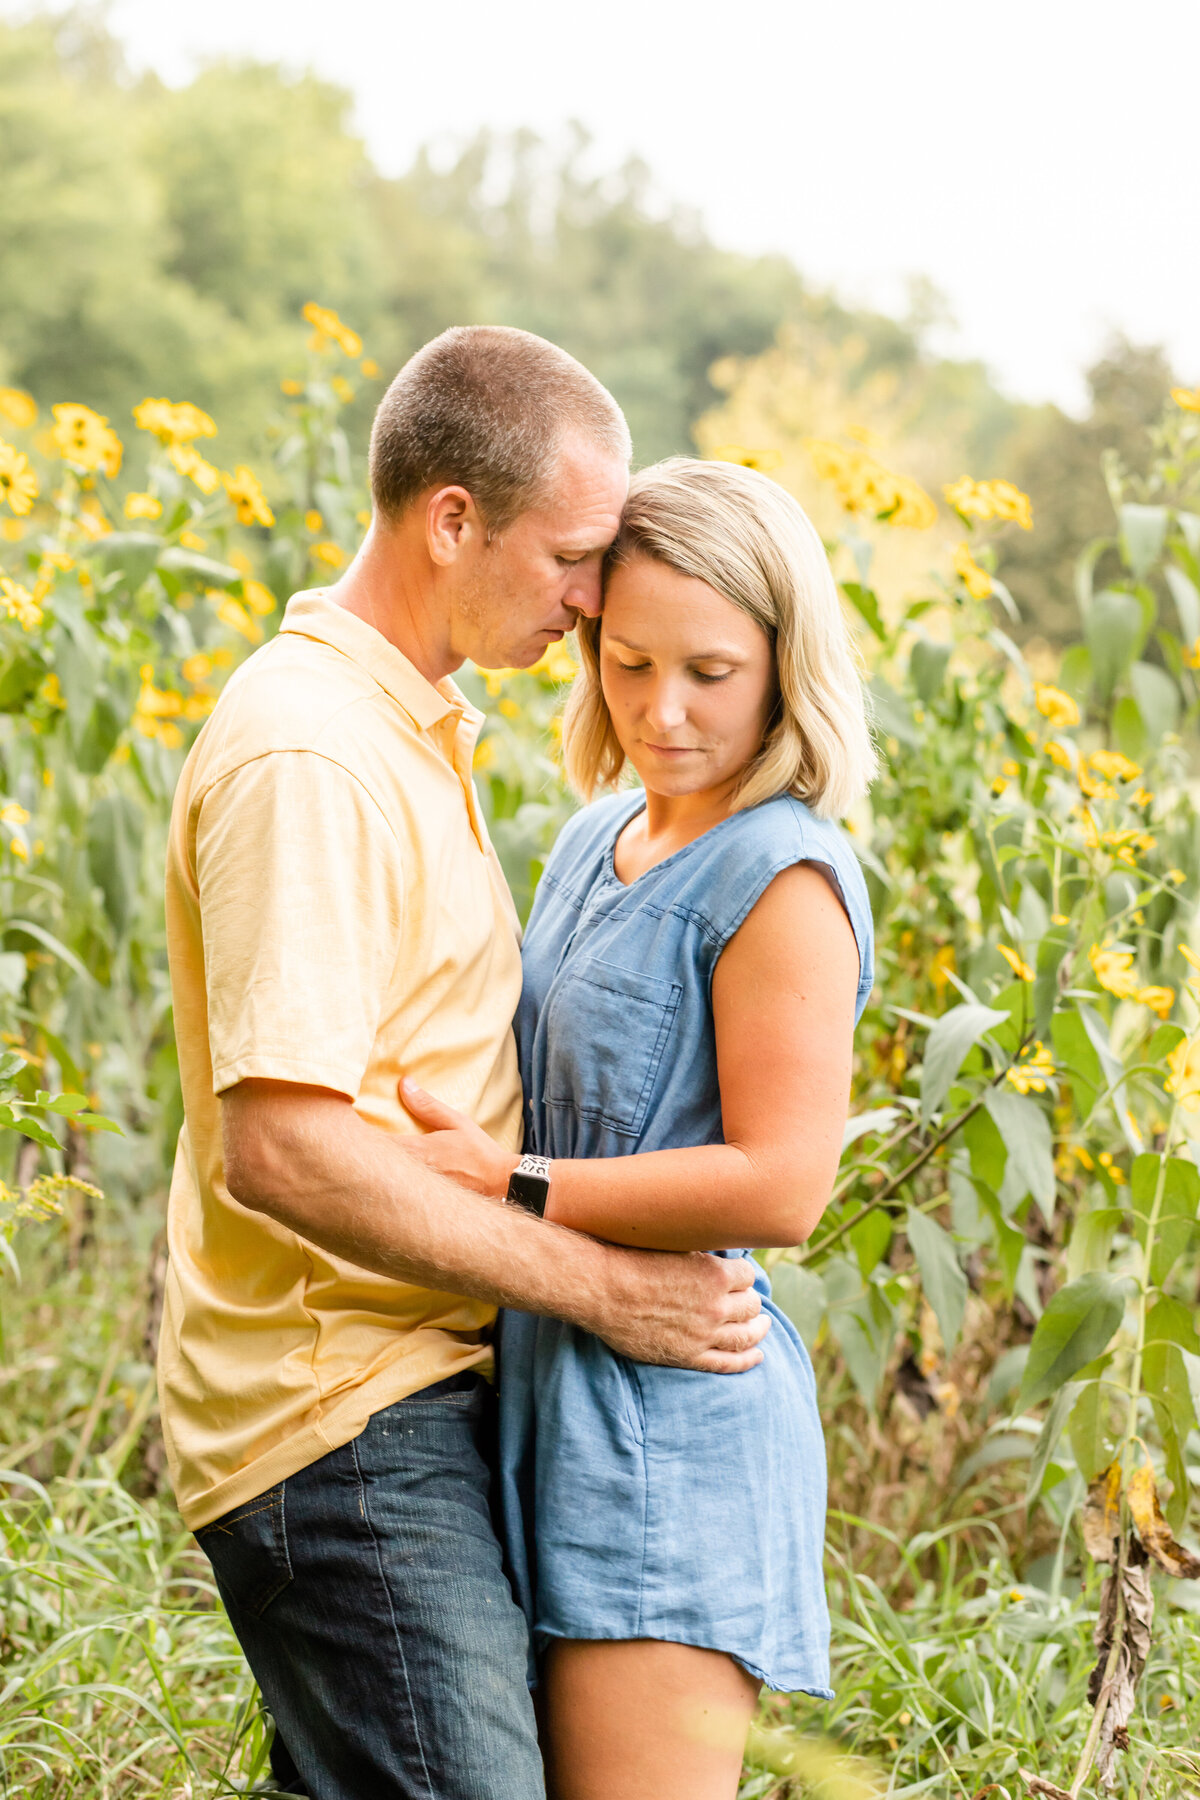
[1018,1772,1071,1800]
[1127,1460,1200,1578]
[1088,1542,1154,1790]
[1082,1459,1121,1563]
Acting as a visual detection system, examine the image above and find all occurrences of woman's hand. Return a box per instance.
[398,1078,520,1200]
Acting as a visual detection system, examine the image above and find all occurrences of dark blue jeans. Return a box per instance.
[196,1373,544,1799]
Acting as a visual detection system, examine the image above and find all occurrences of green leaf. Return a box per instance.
[1145,1295,1200,1357]
[157,546,240,586]
[1077,1003,1124,1101]
[1130,661,1180,740]
[1058,642,1092,701]
[4,920,92,985]
[1119,503,1168,579]
[906,1208,967,1352]
[985,1086,1056,1221]
[1112,695,1147,761]
[1145,1342,1196,1530]
[963,1103,1007,1192]
[849,1208,892,1278]
[55,625,99,724]
[768,1262,826,1352]
[1131,1154,1200,1286]
[1051,1009,1103,1107]
[100,531,161,591]
[841,1106,902,1150]
[824,1257,895,1409]
[1146,1022,1187,1064]
[920,1003,1010,1124]
[842,582,886,642]
[75,693,126,775]
[869,676,921,749]
[43,1093,90,1116]
[910,638,951,704]
[75,1110,121,1135]
[1066,1206,1124,1282]
[1026,1382,1075,1512]
[0,952,26,1000]
[977,1187,1026,1294]
[1164,563,1200,644]
[1020,1274,1127,1409]
[0,654,44,714]
[12,1116,61,1150]
[0,1050,26,1083]
[87,793,142,935]
[1067,1381,1112,1482]
[1033,928,1070,1038]
[1085,588,1145,701]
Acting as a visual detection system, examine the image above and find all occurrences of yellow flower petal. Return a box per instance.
[997,943,1034,982]
[1035,683,1080,729]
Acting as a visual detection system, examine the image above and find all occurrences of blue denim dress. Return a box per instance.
[497,790,875,1694]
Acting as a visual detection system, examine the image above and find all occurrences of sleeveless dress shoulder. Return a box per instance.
[497,788,874,1693]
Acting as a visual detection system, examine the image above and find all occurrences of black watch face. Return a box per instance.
[509,1170,549,1217]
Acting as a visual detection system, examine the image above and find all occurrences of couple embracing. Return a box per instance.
[159,326,876,1800]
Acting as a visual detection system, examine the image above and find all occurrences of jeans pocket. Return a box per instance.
[196,1482,293,1619]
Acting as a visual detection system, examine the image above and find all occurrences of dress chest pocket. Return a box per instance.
[543,956,682,1137]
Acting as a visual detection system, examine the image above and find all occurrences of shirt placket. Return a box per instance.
[431,708,489,856]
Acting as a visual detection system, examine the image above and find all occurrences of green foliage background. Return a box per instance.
[2,8,1200,1799]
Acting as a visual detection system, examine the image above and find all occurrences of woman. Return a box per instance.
[403,457,876,1799]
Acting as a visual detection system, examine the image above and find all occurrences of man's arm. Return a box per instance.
[401,863,860,1252]
[221,1079,770,1373]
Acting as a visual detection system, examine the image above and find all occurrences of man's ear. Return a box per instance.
[426,485,483,567]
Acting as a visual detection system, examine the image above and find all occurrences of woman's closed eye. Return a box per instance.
[612,660,733,683]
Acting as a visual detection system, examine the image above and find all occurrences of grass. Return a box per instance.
[2,1191,1198,1797]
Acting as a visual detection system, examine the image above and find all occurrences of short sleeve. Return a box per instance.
[195,751,405,1097]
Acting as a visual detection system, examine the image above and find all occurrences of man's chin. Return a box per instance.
[501,642,552,671]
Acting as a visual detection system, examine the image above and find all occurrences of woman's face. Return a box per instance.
[599,552,776,802]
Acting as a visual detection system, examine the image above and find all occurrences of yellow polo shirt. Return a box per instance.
[158,589,524,1529]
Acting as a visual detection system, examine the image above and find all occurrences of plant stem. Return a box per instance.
[804,1037,1033,1263]
[1067,1095,1179,1798]
[1068,1559,1127,1800]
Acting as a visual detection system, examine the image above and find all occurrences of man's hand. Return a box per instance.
[585,1245,769,1373]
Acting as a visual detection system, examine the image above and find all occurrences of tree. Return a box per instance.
[999,338,1176,643]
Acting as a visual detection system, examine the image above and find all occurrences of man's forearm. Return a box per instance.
[223,1085,616,1330]
[221,1081,771,1373]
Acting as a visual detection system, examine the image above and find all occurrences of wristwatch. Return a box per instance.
[506,1153,551,1217]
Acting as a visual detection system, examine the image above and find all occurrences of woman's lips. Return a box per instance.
[642,742,698,758]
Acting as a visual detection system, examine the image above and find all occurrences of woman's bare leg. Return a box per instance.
[540,1638,760,1800]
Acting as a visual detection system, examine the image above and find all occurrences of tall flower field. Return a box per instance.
[1,322,1200,1796]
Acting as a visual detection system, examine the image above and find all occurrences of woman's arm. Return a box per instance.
[402,861,861,1252]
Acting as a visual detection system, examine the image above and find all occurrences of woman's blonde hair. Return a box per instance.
[562,457,877,821]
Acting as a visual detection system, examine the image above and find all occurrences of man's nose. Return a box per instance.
[564,565,603,619]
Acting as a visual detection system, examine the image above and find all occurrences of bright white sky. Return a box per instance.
[75,0,1200,409]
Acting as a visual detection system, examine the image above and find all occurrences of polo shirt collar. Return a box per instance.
[278,589,481,733]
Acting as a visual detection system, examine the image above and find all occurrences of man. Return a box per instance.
[160,326,769,1800]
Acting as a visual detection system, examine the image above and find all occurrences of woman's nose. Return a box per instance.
[643,681,688,734]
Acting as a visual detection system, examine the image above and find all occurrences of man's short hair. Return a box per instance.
[369,326,631,532]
